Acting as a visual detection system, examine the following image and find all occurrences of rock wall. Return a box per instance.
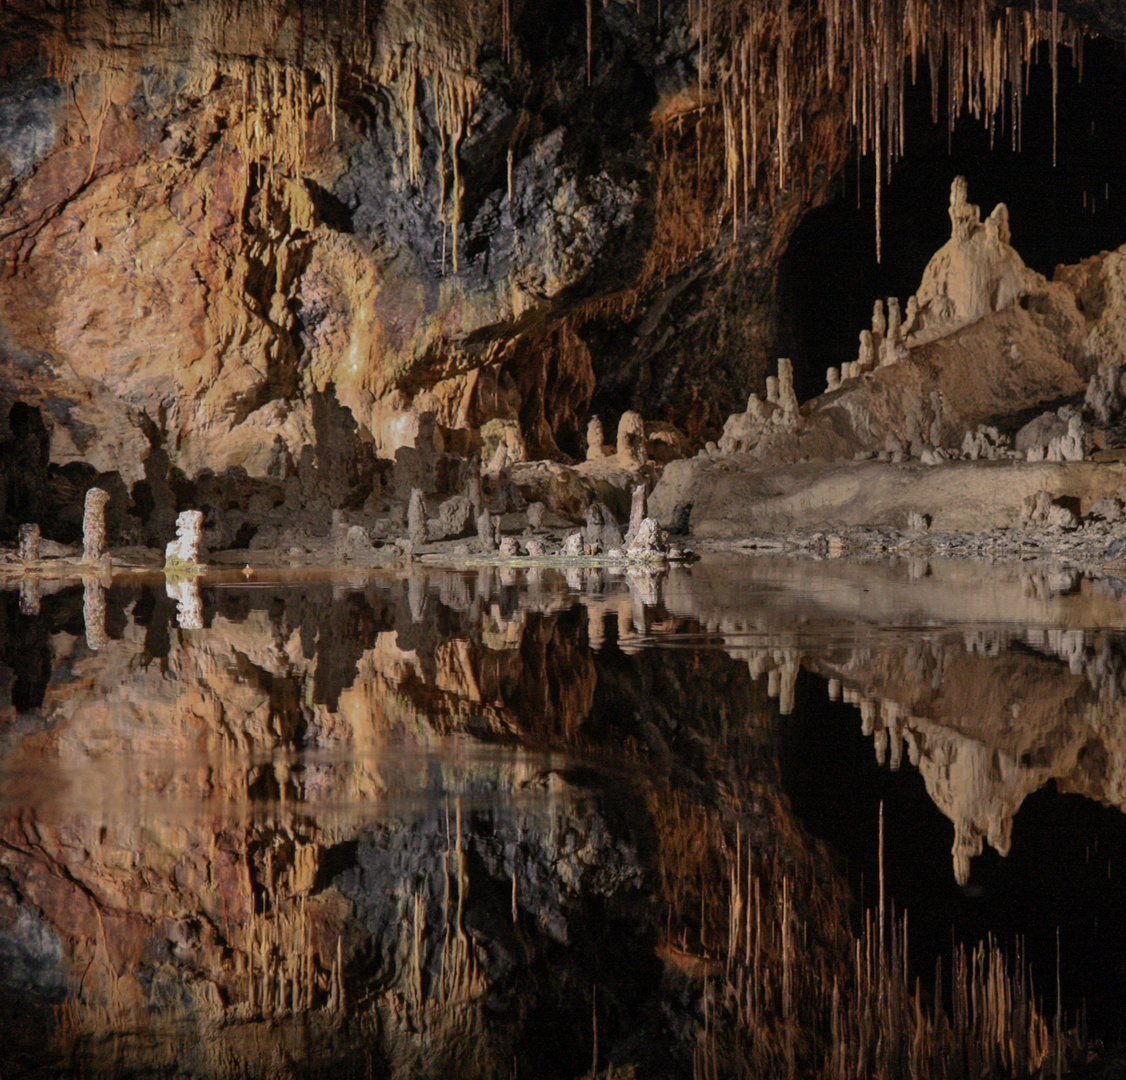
[1,0,1096,544]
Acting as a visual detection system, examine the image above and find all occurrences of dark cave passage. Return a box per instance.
[777,36,1126,405]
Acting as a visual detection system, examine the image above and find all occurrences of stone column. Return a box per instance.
[626,484,647,548]
[82,488,111,563]
[18,524,40,562]
[165,509,204,566]
[407,489,429,548]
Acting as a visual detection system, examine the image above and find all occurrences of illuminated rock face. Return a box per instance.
[0,0,864,542]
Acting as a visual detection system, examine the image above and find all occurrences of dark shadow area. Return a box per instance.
[780,666,1126,1046]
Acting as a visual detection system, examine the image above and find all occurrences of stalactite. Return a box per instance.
[33,0,1089,279]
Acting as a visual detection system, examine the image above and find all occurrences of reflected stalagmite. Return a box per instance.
[19,577,40,615]
[166,576,203,630]
[83,577,107,649]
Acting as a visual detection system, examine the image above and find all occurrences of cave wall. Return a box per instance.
[0,0,1105,541]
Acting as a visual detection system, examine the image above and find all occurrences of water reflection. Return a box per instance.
[2,557,1126,1077]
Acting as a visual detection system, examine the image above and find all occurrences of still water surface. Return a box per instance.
[2,555,1125,1078]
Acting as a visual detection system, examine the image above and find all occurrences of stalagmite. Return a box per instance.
[776,358,799,425]
[526,502,545,531]
[902,295,919,337]
[626,484,647,547]
[826,367,841,392]
[467,474,483,518]
[626,517,667,558]
[857,331,875,372]
[586,416,606,460]
[886,296,901,340]
[486,440,508,477]
[765,375,780,404]
[871,299,887,338]
[407,489,429,548]
[498,536,520,556]
[82,488,110,563]
[165,510,205,567]
[18,524,40,563]
[476,509,495,551]
[616,411,648,467]
[83,578,107,650]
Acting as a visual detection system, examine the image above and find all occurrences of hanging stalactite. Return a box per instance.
[33,0,1086,273]
[667,0,1083,262]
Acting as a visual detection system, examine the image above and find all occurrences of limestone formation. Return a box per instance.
[527,502,545,531]
[1020,491,1079,530]
[82,487,111,563]
[886,297,901,340]
[407,489,429,547]
[485,440,509,478]
[626,484,647,548]
[1086,363,1120,426]
[616,411,648,467]
[909,178,1040,345]
[525,538,548,557]
[586,417,606,461]
[476,509,495,551]
[435,494,472,539]
[1046,416,1085,462]
[626,517,667,557]
[857,331,875,372]
[18,524,40,562]
[165,510,205,567]
[467,475,483,517]
[563,532,584,556]
[906,511,930,533]
[902,295,919,337]
[960,425,1008,461]
[826,367,841,392]
[871,299,887,338]
[1089,497,1125,523]
[498,536,520,557]
[83,578,107,650]
[581,501,622,552]
[776,358,799,423]
[166,577,203,630]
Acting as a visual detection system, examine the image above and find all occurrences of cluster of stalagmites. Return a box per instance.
[713,357,801,456]
[697,176,1126,478]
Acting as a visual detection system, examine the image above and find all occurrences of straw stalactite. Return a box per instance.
[671,0,1083,264]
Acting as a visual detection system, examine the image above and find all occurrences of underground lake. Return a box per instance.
[1,556,1125,1078]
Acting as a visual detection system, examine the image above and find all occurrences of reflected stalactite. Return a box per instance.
[0,560,1118,1074]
